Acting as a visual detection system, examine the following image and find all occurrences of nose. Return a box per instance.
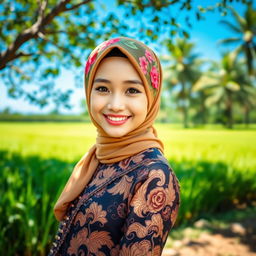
[107,93,125,112]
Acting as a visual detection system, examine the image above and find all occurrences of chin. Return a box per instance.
[105,129,128,138]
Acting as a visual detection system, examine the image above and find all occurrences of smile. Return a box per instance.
[104,114,131,126]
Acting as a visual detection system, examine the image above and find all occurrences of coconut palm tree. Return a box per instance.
[193,51,252,128]
[233,66,256,125]
[190,90,209,125]
[236,82,256,125]
[163,38,204,128]
[218,3,256,76]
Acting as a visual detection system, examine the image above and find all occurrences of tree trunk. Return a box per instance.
[181,82,189,128]
[183,105,189,128]
[200,92,206,124]
[226,90,233,129]
[244,105,250,127]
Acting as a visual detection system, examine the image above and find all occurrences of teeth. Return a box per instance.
[107,116,128,121]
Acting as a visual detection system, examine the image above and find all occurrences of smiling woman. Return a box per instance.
[49,37,180,256]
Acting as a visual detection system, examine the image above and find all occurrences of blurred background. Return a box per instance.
[0,0,256,255]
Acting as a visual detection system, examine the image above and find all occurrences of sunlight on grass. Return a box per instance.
[1,122,255,170]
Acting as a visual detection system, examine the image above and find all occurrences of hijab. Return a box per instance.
[54,37,164,221]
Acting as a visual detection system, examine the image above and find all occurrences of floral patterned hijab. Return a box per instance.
[54,37,164,221]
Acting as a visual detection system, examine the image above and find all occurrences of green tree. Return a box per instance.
[233,70,256,125]
[218,3,256,75]
[193,51,251,128]
[0,0,124,108]
[163,38,203,128]
[190,90,209,125]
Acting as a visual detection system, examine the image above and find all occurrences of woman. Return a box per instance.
[49,37,180,256]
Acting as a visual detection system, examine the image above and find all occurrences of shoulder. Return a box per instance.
[130,148,177,187]
[117,148,179,191]
[135,147,172,173]
[117,147,169,172]
[130,147,170,167]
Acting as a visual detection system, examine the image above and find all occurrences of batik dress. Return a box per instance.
[49,148,180,256]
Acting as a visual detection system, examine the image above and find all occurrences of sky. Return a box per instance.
[0,0,252,115]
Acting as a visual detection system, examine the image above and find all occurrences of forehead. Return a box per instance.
[94,57,142,80]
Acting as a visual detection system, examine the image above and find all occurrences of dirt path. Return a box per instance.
[163,216,256,256]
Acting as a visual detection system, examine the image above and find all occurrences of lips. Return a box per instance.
[104,114,131,126]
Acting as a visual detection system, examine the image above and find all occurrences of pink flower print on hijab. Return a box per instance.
[145,50,155,63]
[85,50,98,75]
[85,38,120,75]
[100,38,121,51]
[139,56,148,75]
[150,66,159,89]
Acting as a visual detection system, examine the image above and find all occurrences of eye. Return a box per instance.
[95,86,109,93]
[127,87,141,94]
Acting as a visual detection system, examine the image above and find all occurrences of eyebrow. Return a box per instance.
[93,78,143,86]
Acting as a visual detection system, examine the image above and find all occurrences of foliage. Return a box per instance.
[158,2,256,129]
[0,151,72,255]
[163,38,204,128]
[193,51,256,128]
[0,0,251,108]
[118,0,252,41]
[0,0,122,108]
[218,3,256,75]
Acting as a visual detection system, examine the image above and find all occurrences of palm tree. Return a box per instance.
[236,83,256,125]
[190,90,209,125]
[218,3,256,76]
[163,38,204,128]
[233,68,256,125]
[193,51,251,129]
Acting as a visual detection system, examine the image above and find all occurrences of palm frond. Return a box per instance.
[226,81,240,91]
[217,37,241,46]
[228,6,247,30]
[228,46,241,64]
[205,87,224,107]
[243,85,256,95]
[245,3,256,29]
[219,20,242,34]
[192,75,219,92]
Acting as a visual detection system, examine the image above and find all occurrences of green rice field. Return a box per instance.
[1,122,255,167]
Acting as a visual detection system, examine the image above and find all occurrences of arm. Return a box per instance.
[119,162,180,255]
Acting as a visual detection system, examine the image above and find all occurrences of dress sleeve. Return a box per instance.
[118,162,180,256]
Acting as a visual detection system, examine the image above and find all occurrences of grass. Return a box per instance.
[0,152,72,255]
[1,122,256,255]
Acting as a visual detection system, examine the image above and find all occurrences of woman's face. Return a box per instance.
[90,57,148,138]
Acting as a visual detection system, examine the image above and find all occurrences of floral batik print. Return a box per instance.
[49,148,180,256]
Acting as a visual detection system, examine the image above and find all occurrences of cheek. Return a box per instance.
[141,97,148,119]
[131,95,148,118]
[90,94,105,116]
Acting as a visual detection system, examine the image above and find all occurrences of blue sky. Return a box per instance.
[0,0,251,114]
